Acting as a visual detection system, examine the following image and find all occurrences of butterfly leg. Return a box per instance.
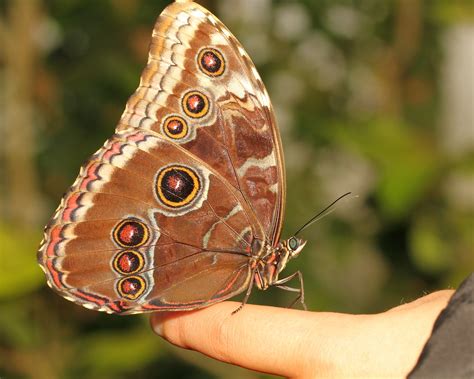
[231,268,260,315]
[274,271,307,311]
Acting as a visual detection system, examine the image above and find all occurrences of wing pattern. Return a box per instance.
[38,1,285,314]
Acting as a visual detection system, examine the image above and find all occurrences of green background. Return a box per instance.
[1,0,473,378]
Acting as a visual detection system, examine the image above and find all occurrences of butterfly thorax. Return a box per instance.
[253,237,306,291]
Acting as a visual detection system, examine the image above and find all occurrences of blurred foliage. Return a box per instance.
[0,0,473,378]
[0,225,44,299]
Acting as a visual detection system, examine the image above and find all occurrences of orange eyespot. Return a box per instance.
[156,165,201,208]
[113,250,144,275]
[182,90,210,118]
[112,218,149,248]
[117,275,146,300]
[162,115,188,139]
[197,48,225,77]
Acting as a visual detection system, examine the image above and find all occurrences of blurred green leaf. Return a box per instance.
[432,0,474,24]
[78,324,163,375]
[410,214,452,274]
[0,224,44,299]
[0,303,37,346]
[336,119,439,219]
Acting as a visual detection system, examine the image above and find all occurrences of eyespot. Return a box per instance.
[117,275,146,300]
[162,115,188,140]
[197,48,225,77]
[182,90,209,118]
[113,250,144,275]
[155,165,201,208]
[112,218,149,248]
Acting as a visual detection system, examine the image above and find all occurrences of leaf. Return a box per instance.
[410,215,452,274]
[0,224,44,299]
[335,118,439,220]
[78,324,163,375]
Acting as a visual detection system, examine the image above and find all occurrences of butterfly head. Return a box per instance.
[286,236,306,258]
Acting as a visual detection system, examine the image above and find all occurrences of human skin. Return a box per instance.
[150,290,454,378]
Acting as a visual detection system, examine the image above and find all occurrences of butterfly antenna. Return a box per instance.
[293,192,354,237]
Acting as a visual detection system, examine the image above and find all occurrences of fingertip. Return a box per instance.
[150,302,239,348]
[150,310,194,344]
[150,312,165,337]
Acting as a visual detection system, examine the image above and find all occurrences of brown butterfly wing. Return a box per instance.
[38,1,285,314]
[38,129,255,314]
[118,1,286,242]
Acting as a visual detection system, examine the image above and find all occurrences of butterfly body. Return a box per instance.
[38,0,306,314]
[249,237,303,289]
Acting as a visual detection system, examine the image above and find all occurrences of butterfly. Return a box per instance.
[37,0,308,315]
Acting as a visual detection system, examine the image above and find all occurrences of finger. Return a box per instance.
[150,301,324,377]
[388,290,454,313]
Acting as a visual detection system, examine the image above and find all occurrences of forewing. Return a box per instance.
[118,1,286,243]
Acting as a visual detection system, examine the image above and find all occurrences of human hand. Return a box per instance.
[150,291,453,378]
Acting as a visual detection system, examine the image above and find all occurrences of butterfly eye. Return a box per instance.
[182,90,210,118]
[113,218,149,248]
[288,237,298,251]
[163,115,188,140]
[198,48,225,77]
